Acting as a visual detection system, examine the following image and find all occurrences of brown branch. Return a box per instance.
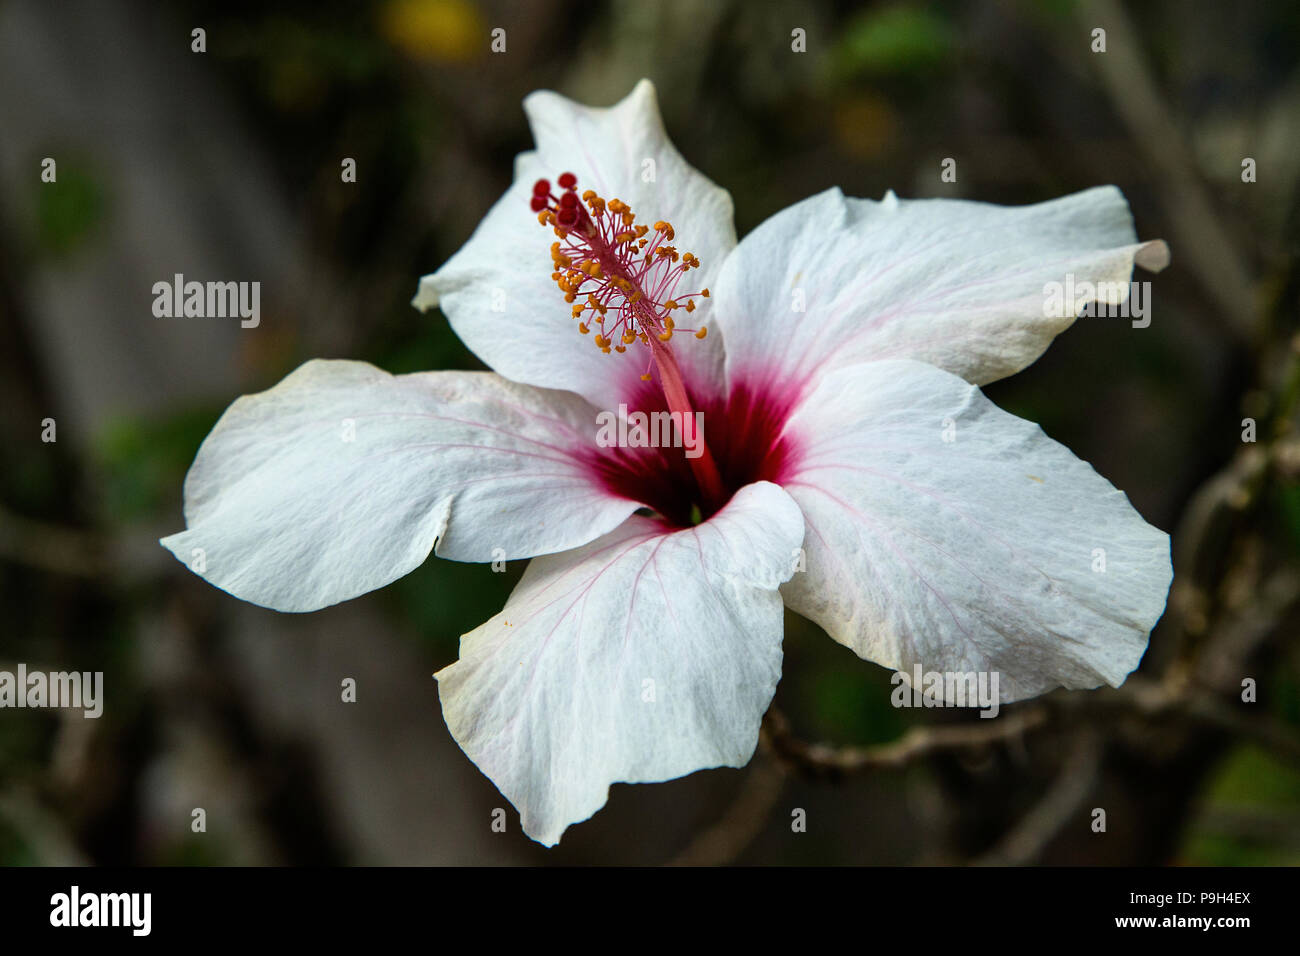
[667,752,787,866]
[756,663,1300,786]
[1077,0,1258,340]
[0,505,108,577]
[760,704,1049,777]
[973,730,1103,866]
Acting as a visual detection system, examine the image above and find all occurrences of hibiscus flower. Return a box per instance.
[162,79,1173,847]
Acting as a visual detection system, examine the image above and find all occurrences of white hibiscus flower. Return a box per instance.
[162,79,1173,847]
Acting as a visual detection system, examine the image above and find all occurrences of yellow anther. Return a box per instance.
[572,304,584,318]
[701,288,710,297]
[665,316,675,331]
[664,299,678,310]
[640,373,652,381]
[615,345,626,353]
[564,292,576,303]
[695,326,708,339]
[578,322,589,334]
[658,330,673,342]
[581,190,596,202]
[685,300,695,313]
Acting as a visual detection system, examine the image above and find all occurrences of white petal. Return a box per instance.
[414,79,734,409]
[436,481,804,846]
[714,186,1169,396]
[779,359,1171,702]
[160,360,635,612]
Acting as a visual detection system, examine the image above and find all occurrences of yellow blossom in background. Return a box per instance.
[380,0,484,63]
[833,93,899,160]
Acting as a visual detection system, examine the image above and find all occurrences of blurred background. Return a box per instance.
[0,0,1297,865]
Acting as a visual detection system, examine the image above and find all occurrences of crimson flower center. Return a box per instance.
[585,380,800,529]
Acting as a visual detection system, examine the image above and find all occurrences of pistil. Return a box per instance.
[531,171,724,511]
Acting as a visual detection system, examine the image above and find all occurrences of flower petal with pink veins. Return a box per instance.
[779,359,1171,702]
[714,186,1169,399]
[414,79,734,411]
[436,481,804,846]
[160,360,636,612]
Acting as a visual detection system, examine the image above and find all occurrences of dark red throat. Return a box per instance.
[585,379,800,529]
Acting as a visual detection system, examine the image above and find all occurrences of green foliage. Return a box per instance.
[1205,745,1300,805]
[1274,483,1300,556]
[833,5,954,78]
[386,555,522,659]
[782,611,907,745]
[95,406,224,523]
[34,157,107,258]
[1031,0,1080,20]
[370,318,477,377]
[1181,745,1300,865]
[0,816,39,867]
